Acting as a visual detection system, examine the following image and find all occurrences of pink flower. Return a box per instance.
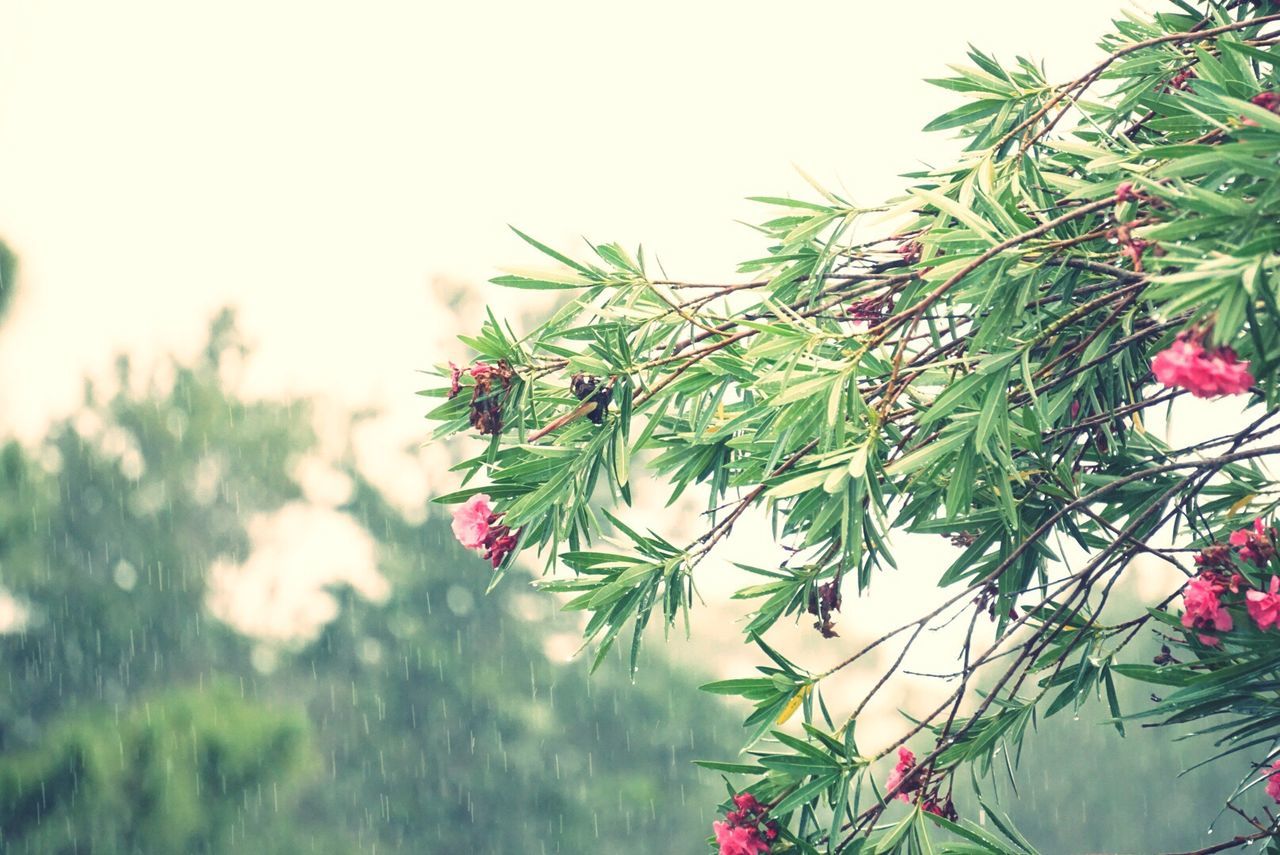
[1151,339,1199,386]
[1182,574,1233,646]
[1115,182,1139,203]
[885,746,916,802]
[1244,91,1280,126]
[713,821,770,855]
[1230,518,1275,567]
[846,294,892,331]
[1164,68,1195,93]
[1267,759,1280,804]
[1152,338,1253,398]
[896,240,922,265]
[1247,577,1280,631]
[713,792,773,854]
[451,494,493,550]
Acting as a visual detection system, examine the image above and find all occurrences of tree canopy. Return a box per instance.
[428,2,1280,851]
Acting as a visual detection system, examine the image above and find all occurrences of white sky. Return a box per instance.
[0,0,1160,743]
[0,0,1127,440]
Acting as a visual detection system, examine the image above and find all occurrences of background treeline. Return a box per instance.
[0,297,733,853]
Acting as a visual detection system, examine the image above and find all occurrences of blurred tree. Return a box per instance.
[0,311,734,852]
[0,685,312,854]
[0,238,15,324]
[296,480,733,853]
[0,310,309,733]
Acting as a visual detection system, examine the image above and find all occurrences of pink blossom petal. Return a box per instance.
[451,493,493,550]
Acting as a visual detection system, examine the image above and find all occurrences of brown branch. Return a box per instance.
[526,400,599,442]
[995,12,1280,154]
[1162,830,1277,855]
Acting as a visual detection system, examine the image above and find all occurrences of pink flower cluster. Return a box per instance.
[896,240,923,265]
[1194,521,1280,807]
[1152,336,1253,398]
[1159,67,1195,94]
[1247,577,1280,632]
[1230,518,1276,568]
[1267,759,1280,804]
[450,494,519,568]
[846,294,893,331]
[885,747,916,803]
[712,793,776,855]
[882,747,953,816]
[1244,90,1280,126]
[1181,574,1234,646]
[1114,182,1142,203]
[1182,519,1279,645]
[1110,217,1163,272]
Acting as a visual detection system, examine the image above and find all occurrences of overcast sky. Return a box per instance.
[0,0,1126,441]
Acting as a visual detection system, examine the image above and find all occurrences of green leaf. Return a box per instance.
[910,187,1000,245]
[772,772,840,817]
[873,806,920,854]
[508,226,595,274]
[884,430,968,476]
[691,759,766,774]
[490,273,586,290]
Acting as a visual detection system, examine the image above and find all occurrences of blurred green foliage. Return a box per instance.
[0,686,310,854]
[0,238,14,323]
[0,311,734,853]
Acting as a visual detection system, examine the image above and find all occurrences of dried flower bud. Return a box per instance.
[467,361,514,435]
[570,373,613,425]
[447,362,464,399]
[807,579,843,638]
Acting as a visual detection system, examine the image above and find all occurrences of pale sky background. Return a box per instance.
[1,0,1195,744]
[0,0,1130,439]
